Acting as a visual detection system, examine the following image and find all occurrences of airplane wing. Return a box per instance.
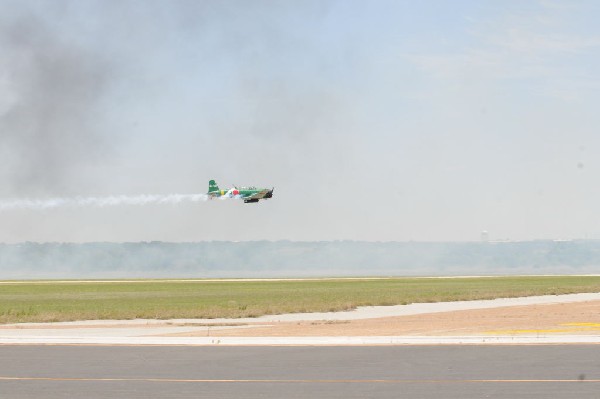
[244,189,270,200]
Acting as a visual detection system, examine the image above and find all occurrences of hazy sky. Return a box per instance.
[1,0,599,242]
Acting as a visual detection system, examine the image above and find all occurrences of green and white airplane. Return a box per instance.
[207,180,274,203]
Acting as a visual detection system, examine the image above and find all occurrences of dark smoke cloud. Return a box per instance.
[0,10,113,196]
[0,0,365,243]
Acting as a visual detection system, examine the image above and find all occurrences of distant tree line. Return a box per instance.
[0,240,599,279]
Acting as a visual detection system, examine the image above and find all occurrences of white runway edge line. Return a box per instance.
[2,335,600,346]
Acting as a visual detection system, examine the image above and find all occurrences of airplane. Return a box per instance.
[207,180,274,203]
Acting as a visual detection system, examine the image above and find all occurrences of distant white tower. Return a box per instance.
[481,230,489,242]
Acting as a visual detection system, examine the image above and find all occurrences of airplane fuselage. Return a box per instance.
[208,180,274,203]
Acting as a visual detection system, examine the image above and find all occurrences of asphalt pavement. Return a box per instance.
[1,345,599,398]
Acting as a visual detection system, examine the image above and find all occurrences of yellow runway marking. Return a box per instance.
[1,377,600,384]
[562,323,600,327]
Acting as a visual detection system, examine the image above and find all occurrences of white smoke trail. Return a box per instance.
[0,193,209,211]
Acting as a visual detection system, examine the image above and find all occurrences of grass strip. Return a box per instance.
[1,276,599,323]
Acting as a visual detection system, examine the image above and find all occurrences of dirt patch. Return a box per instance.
[164,300,600,337]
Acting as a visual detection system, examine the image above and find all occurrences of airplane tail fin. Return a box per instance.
[208,180,220,193]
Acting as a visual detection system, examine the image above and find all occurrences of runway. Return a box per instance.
[2,294,599,397]
[1,345,599,398]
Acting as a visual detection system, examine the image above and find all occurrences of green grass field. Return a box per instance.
[1,276,600,323]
